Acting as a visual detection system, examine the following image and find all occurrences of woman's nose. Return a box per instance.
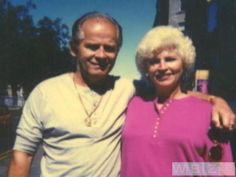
[158,59,168,70]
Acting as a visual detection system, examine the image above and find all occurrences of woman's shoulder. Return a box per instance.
[184,96,213,110]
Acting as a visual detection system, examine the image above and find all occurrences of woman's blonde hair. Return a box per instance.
[136,26,196,75]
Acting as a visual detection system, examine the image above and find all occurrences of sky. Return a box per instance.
[12,0,157,79]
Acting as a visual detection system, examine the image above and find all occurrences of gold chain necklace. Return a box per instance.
[73,74,103,127]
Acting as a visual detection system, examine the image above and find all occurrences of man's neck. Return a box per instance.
[73,71,109,94]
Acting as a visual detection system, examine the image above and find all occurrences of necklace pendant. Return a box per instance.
[85,117,92,127]
[73,74,102,127]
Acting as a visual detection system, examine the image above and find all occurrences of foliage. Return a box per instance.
[0,0,74,95]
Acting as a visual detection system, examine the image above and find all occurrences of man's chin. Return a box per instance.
[91,68,111,75]
[87,71,110,82]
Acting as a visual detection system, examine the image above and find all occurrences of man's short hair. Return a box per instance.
[71,11,123,49]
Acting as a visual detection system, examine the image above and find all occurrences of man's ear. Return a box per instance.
[69,41,77,57]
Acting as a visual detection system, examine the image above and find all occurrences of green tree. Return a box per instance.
[0,0,73,95]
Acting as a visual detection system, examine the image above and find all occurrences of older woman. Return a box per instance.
[121,26,234,177]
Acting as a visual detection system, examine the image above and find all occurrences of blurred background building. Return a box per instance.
[154,0,236,103]
[154,0,236,162]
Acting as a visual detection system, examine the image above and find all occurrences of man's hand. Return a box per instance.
[188,91,236,130]
[210,96,236,130]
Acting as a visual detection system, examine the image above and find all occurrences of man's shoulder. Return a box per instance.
[115,76,133,85]
[28,73,70,99]
[105,75,135,96]
[25,73,71,104]
[36,73,70,90]
[108,75,133,88]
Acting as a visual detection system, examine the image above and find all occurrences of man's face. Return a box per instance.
[71,18,119,82]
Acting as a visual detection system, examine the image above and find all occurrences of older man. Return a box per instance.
[8,12,235,177]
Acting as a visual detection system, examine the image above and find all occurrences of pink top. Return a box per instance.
[121,96,234,177]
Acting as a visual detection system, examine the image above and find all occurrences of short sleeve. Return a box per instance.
[13,86,44,154]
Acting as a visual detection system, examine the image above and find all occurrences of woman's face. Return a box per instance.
[146,49,184,91]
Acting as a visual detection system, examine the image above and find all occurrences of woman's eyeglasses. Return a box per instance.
[207,127,230,162]
[208,140,223,162]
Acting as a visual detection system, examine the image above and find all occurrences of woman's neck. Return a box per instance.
[155,85,185,103]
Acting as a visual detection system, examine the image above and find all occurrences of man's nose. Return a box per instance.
[95,46,106,58]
